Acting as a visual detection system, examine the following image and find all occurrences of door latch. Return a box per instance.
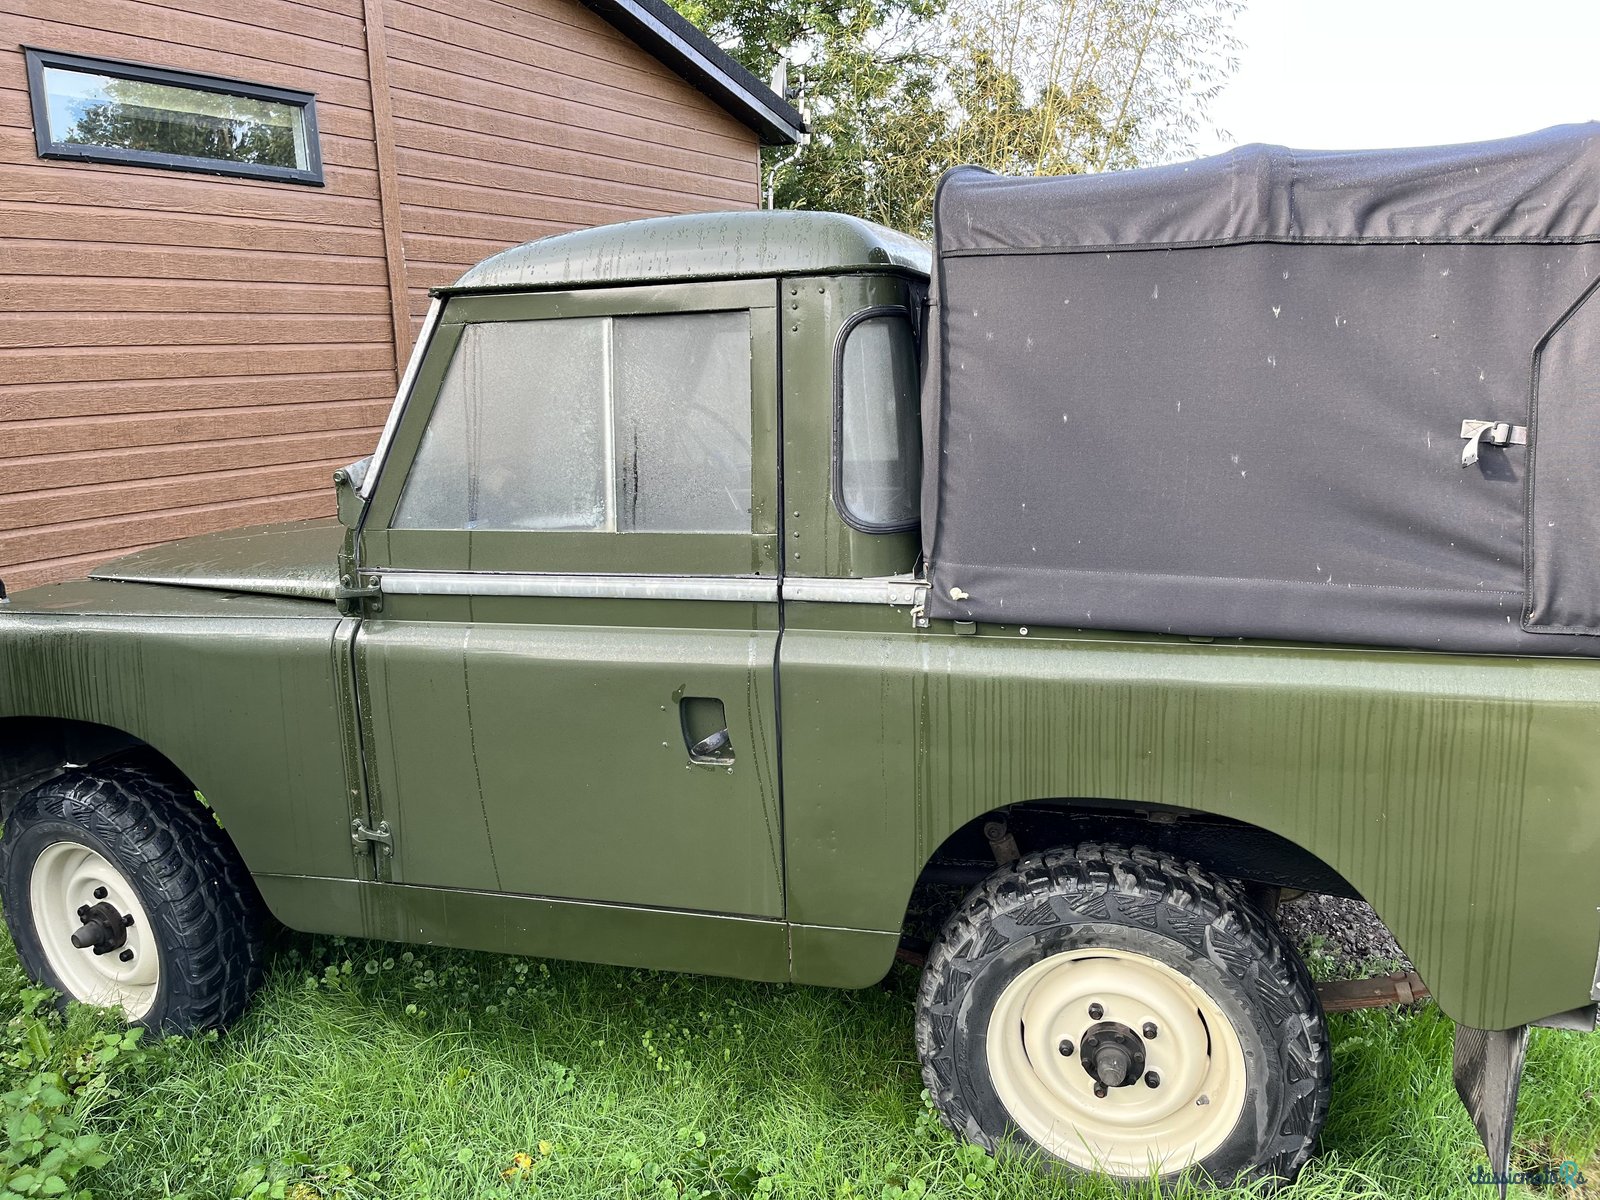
[1460,419,1527,467]
[351,818,393,855]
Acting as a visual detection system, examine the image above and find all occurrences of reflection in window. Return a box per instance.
[394,313,753,535]
[25,49,322,185]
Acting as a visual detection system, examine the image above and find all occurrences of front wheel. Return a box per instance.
[0,762,264,1033]
[915,844,1329,1187]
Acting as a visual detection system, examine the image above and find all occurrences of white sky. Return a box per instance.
[1195,0,1600,156]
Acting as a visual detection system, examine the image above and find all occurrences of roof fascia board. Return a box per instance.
[585,0,806,145]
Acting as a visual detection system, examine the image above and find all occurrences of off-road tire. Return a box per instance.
[915,843,1329,1188]
[0,762,265,1033]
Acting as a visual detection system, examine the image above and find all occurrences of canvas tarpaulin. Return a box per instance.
[922,124,1600,656]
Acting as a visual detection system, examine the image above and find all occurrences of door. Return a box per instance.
[352,280,784,917]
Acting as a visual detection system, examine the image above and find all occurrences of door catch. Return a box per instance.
[351,818,393,854]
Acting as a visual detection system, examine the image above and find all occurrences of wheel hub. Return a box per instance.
[28,841,160,1020]
[985,946,1249,1176]
[1078,1020,1146,1088]
[69,900,133,956]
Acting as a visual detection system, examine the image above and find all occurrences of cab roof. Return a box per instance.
[445,211,932,293]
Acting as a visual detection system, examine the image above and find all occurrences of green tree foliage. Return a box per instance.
[672,0,1241,233]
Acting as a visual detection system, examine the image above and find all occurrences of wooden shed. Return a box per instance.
[0,0,802,590]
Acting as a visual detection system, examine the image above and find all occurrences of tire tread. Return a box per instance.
[1,761,265,1033]
[914,842,1330,1186]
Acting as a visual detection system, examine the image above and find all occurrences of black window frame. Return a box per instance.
[831,304,923,535]
[22,46,325,187]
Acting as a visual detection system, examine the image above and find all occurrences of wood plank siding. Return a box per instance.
[0,0,761,591]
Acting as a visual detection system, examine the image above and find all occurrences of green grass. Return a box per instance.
[0,928,1595,1200]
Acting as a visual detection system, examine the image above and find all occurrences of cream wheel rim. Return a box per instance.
[986,946,1248,1176]
[28,841,160,1020]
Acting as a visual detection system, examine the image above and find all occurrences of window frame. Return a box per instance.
[361,280,780,579]
[22,46,324,187]
[831,304,922,535]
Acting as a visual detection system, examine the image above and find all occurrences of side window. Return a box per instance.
[836,311,922,531]
[394,311,753,534]
[25,48,322,186]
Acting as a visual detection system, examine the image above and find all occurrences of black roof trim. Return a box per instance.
[584,0,806,146]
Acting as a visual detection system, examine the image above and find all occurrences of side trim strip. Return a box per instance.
[375,571,931,605]
[782,576,927,606]
[377,570,778,602]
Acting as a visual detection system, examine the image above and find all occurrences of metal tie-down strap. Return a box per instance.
[1452,1023,1531,1198]
[1460,419,1528,467]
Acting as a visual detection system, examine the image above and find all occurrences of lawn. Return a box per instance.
[0,926,1595,1200]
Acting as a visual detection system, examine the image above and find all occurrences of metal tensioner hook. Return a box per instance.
[1460,419,1528,467]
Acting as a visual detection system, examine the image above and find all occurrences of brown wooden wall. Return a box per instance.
[0,0,760,592]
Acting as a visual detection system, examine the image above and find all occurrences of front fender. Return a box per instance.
[0,579,355,881]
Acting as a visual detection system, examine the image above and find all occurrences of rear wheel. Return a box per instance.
[0,762,264,1033]
[915,844,1329,1187]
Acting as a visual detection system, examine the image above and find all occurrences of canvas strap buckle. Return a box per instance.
[1460,419,1528,467]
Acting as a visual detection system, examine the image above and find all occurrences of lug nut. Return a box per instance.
[1093,1082,1108,1099]
[1088,1002,1104,1020]
[93,887,108,900]
[1145,1071,1161,1088]
[1058,1039,1074,1057]
[76,905,92,923]
[1143,1022,1158,1039]
[118,950,134,963]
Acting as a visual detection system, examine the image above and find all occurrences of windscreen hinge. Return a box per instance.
[351,818,393,856]
[1460,419,1528,467]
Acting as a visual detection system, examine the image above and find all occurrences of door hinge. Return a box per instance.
[351,818,393,855]
[334,577,383,615]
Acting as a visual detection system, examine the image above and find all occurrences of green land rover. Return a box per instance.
[1,128,1597,1192]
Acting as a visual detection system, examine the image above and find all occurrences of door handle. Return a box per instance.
[689,728,732,760]
[679,695,735,763]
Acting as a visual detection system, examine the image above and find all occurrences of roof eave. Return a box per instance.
[584,0,806,146]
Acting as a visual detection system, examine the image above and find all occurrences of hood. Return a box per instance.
[89,519,343,602]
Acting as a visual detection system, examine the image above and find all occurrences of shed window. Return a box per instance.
[23,48,322,186]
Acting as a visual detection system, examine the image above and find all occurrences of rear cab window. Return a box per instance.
[834,308,922,532]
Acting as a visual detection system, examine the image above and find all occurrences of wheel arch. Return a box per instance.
[908,798,1363,904]
[896,797,1385,982]
[0,716,259,899]
[1,716,151,813]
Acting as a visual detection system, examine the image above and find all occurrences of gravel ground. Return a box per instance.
[1278,892,1412,973]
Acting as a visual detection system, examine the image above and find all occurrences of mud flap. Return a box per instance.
[1453,1023,1530,1199]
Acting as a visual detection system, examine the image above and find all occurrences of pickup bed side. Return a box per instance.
[782,601,1600,1031]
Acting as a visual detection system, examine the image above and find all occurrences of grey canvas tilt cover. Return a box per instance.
[923,124,1600,656]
